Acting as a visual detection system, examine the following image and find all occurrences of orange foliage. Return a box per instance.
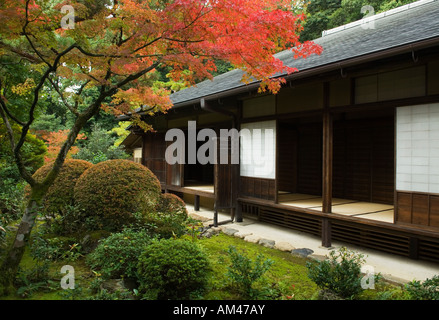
[1,0,322,118]
[39,130,86,164]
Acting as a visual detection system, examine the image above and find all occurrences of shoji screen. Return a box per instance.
[396,103,439,193]
[240,120,276,179]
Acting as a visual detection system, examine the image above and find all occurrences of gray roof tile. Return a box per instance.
[170,1,439,107]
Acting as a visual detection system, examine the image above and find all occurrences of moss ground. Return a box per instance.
[1,227,406,300]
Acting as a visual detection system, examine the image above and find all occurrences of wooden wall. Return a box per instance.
[332,116,394,204]
[240,177,276,200]
[296,123,323,196]
[277,123,297,193]
[277,121,322,196]
[142,132,167,184]
[276,115,394,204]
[396,191,439,229]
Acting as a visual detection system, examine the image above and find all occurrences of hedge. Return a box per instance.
[74,159,162,231]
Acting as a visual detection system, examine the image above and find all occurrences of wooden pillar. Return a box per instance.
[322,82,333,247]
[321,218,332,248]
[141,134,147,167]
[322,111,333,213]
[194,195,200,211]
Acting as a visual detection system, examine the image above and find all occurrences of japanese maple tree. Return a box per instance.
[0,0,321,292]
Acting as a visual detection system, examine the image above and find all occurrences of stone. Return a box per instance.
[100,279,130,293]
[234,231,252,239]
[274,241,295,252]
[258,238,275,248]
[201,227,221,238]
[318,289,344,300]
[308,254,327,262]
[244,234,262,243]
[201,229,214,238]
[291,248,314,258]
[222,227,239,236]
[188,213,211,222]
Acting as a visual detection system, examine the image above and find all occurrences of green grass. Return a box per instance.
[199,233,318,300]
[1,227,408,300]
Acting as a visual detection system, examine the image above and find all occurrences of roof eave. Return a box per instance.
[118,35,439,121]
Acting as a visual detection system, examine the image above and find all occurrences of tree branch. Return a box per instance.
[13,44,78,184]
[0,102,35,186]
[0,40,42,64]
[0,93,26,126]
[107,62,161,95]
[47,77,79,117]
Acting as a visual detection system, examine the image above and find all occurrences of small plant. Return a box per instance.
[30,234,83,262]
[186,218,204,241]
[86,228,153,280]
[226,245,274,298]
[138,192,189,239]
[306,246,371,299]
[405,275,439,300]
[14,262,57,298]
[137,238,211,300]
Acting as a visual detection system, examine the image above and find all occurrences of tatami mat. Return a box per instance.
[278,193,394,223]
[331,202,394,215]
[184,184,215,193]
[353,209,395,223]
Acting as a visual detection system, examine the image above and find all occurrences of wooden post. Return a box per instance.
[322,82,333,247]
[322,111,333,213]
[321,218,332,248]
[141,134,147,167]
[194,195,200,211]
[409,237,419,259]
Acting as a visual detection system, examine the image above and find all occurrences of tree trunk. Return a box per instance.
[0,193,42,295]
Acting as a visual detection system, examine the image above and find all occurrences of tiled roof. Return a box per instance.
[170,0,439,107]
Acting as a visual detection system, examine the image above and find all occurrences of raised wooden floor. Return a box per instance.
[278,193,394,223]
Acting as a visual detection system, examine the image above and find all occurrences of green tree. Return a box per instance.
[0,0,321,294]
[73,124,129,164]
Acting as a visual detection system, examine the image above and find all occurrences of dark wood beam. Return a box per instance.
[321,82,333,247]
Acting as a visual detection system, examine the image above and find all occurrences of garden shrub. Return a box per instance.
[30,233,83,262]
[14,262,56,298]
[0,181,26,249]
[405,275,439,300]
[157,193,188,218]
[74,159,162,231]
[27,159,93,216]
[306,247,370,299]
[86,228,153,280]
[226,245,274,298]
[139,192,188,238]
[137,238,211,299]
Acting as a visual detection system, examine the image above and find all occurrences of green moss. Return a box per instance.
[1,224,408,301]
[199,233,319,300]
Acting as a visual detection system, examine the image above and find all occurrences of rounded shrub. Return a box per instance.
[157,193,188,219]
[137,238,211,299]
[306,246,370,299]
[74,159,162,231]
[28,159,93,215]
[86,228,153,280]
[140,192,188,238]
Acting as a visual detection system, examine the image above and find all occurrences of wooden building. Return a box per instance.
[121,0,439,262]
